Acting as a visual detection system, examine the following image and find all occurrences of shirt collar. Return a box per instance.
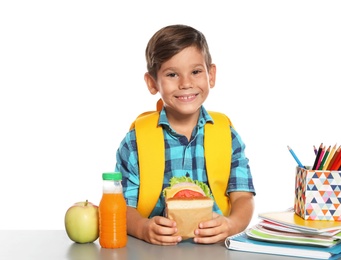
[158,106,214,128]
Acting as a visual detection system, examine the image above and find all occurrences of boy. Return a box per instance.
[115,24,255,245]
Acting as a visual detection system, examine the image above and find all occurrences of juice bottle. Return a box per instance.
[99,172,127,248]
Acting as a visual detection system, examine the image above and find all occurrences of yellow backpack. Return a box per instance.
[130,99,233,218]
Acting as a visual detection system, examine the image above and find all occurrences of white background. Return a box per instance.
[1,1,340,230]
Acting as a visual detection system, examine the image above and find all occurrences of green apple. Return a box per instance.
[65,200,99,243]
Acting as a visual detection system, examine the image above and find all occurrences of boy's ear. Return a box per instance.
[209,64,217,88]
[144,73,158,95]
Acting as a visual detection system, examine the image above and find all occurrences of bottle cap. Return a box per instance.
[102,172,122,181]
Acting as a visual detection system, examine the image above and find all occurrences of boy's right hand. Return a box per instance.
[141,216,182,245]
[126,206,182,245]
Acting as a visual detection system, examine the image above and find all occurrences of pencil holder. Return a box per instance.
[294,166,341,221]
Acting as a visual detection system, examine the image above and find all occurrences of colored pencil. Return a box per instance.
[329,146,341,170]
[315,146,325,170]
[312,143,323,170]
[287,146,305,169]
[318,145,331,170]
[314,145,318,155]
[323,143,337,170]
[326,145,341,170]
[334,155,341,171]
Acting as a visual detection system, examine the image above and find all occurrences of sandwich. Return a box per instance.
[163,176,214,240]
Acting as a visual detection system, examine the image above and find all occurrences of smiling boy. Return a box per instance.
[115,24,255,245]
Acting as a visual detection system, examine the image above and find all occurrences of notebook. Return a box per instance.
[225,231,341,260]
[246,224,341,247]
[258,208,341,234]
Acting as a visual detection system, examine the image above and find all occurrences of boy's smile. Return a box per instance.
[175,93,198,101]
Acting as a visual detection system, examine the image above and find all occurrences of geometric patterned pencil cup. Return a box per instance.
[294,166,341,221]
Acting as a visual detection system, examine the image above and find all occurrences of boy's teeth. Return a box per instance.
[179,95,195,100]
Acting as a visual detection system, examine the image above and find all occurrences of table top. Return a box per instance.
[0,230,302,260]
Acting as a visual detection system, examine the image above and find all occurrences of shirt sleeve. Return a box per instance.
[227,127,256,195]
[115,129,140,208]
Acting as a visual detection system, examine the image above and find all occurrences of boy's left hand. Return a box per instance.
[193,192,254,244]
[193,213,231,244]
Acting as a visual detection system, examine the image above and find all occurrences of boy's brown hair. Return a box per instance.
[145,24,213,80]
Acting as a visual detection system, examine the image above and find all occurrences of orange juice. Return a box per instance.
[99,172,127,249]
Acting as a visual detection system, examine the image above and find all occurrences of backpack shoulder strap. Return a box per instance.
[129,99,163,131]
[205,111,232,216]
[132,100,164,218]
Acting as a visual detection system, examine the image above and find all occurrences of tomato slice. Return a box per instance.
[173,189,204,198]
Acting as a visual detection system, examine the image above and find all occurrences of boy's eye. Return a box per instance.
[166,73,177,78]
[192,70,201,75]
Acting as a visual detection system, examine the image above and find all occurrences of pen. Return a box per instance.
[287,146,306,169]
[313,145,317,155]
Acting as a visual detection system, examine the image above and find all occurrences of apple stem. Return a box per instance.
[85,199,88,206]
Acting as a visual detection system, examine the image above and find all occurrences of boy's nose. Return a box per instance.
[179,76,192,89]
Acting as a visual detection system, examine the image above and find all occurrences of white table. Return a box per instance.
[0,230,303,260]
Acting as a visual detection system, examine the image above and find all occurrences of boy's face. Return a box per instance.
[146,46,216,117]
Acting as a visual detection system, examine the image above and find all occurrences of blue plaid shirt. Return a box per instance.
[115,106,255,217]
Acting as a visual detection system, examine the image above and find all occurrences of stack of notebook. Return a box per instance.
[225,208,341,259]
